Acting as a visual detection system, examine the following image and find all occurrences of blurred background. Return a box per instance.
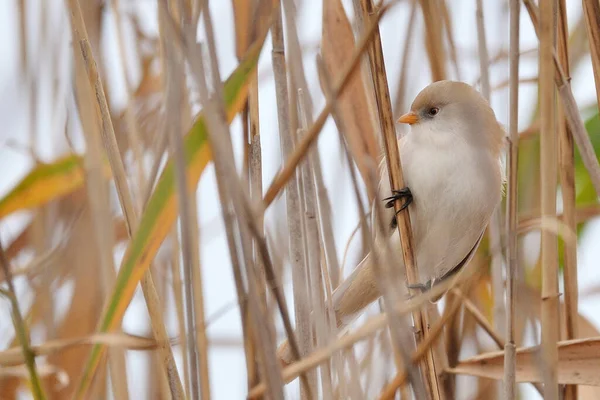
[1,0,599,399]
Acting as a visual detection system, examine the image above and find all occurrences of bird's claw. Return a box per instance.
[383,187,413,228]
[406,281,431,293]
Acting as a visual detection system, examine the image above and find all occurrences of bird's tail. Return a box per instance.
[276,252,381,365]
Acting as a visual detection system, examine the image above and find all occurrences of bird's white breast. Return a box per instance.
[390,131,502,282]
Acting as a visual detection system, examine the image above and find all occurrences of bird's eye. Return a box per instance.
[428,107,439,116]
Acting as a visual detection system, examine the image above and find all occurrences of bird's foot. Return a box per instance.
[406,281,431,294]
[383,187,413,228]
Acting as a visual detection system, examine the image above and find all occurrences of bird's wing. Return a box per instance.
[427,228,485,302]
[432,228,484,286]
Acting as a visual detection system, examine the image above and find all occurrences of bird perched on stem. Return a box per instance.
[277,80,505,364]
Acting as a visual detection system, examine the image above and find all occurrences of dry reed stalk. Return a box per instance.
[249,269,476,399]
[318,0,366,290]
[270,7,316,398]
[439,0,461,80]
[582,0,600,109]
[392,0,418,116]
[418,0,447,81]
[262,4,391,207]
[557,2,578,399]
[504,0,520,398]
[475,0,490,100]
[161,5,295,397]
[539,1,560,400]
[378,275,480,400]
[297,90,335,399]
[71,34,130,400]
[316,56,374,394]
[474,6,504,400]
[68,1,186,398]
[524,1,600,198]
[451,289,503,349]
[361,0,439,397]
[170,232,191,396]
[281,0,343,394]
[283,1,346,391]
[0,244,46,400]
[109,0,145,193]
[247,54,264,392]
[321,0,380,192]
[159,2,207,398]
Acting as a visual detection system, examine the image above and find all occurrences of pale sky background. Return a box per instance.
[0,1,599,399]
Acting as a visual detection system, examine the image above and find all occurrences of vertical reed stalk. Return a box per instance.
[582,0,600,109]
[557,2,578,398]
[539,1,560,399]
[504,0,520,398]
[69,1,185,398]
[270,6,316,399]
[418,0,447,81]
[360,0,437,397]
[247,65,263,391]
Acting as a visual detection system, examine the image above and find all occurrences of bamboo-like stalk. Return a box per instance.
[524,1,600,198]
[291,0,343,293]
[297,90,335,399]
[392,0,418,115]
[0,244,46,400]
[315,55,373,395]
[68,2,186,399]
[474,4,504,400]
[360,0,438,398]
[109,0,145,193]
[164,2,211,398]
[162,5,293,397]
[418,0,447,81]
[475,0,490,100]
[170,232,190,397]
[247,63,263,391]
[439,0,460,80]
[262,5,391,207]
[504,0,520,398]
[557,2,578,399]
[582,0,600,109]
[270,7,316,399]
[71,34,130,400]
[539,1,560,400]
[160,29,202,398]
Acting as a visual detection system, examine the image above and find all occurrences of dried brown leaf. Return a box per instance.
[321,0,379,182]
[447,337,600,386]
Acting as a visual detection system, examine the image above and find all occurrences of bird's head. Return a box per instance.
[397,80,505,156]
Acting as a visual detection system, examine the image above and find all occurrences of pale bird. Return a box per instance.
[277,80,506,364]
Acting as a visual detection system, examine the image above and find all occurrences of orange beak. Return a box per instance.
[397,111,419,125]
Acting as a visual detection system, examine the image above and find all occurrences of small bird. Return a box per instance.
[277,80,505,364]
